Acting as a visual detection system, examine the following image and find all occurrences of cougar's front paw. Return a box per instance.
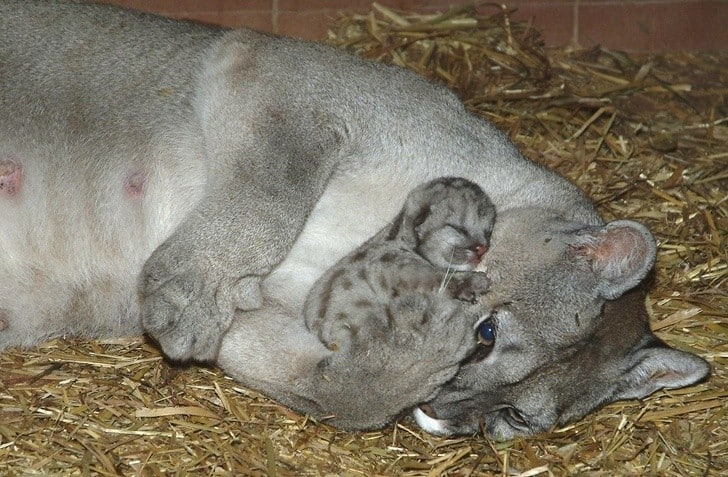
[141,252,238,363]
[446,272,491,303]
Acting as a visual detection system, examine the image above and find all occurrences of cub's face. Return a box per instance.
[405,177,496,271]
[415,202,493,271]
[414,208,709,439]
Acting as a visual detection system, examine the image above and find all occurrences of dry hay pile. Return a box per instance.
[1,3,726,476]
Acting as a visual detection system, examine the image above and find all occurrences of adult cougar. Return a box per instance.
[0,0,709,437]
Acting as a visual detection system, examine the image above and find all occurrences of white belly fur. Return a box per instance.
[263,170,420,311]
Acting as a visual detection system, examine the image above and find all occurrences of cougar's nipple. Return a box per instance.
[0,158,23,197]
[123,170,147,201]
[0,309,9,331]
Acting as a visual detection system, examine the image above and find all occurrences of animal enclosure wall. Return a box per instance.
[97,0,728,52]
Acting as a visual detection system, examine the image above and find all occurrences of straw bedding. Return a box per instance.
[1,3,725,475]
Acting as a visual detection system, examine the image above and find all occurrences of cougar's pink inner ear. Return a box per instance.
[612,345,710,401]
[576,225,648,278]
[571,220,657,299]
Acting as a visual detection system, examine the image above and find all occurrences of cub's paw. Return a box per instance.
[445,272,491,303]
[141,251,262,362]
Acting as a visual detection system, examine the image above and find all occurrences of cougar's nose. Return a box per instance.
[414,405,452,435]
[418,403,438,419]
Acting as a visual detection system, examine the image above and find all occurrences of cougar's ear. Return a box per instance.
[569,220,657,299]
[612,343,710,401]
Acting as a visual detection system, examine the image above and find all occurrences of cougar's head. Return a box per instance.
[414,208,710,439]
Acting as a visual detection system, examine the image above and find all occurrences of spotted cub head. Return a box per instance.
[394,177,496,271]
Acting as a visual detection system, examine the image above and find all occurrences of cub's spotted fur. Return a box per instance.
[305,177,495,350]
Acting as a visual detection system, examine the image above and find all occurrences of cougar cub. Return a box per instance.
[305,177,496,350]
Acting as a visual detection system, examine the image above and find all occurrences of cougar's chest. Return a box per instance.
[263,171,418,311]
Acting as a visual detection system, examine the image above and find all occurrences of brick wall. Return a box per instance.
[97,1,727,52]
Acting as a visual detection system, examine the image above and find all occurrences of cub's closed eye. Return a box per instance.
[476,319,495,346]
[446,223,469,236]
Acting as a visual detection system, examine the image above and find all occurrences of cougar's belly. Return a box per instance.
[0,144,206,345]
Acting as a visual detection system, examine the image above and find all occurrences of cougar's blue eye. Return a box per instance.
[477,319,495,346]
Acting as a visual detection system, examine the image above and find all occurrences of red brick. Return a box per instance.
[579,0,728,52]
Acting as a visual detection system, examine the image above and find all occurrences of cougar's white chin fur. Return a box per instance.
[413,407,451,435]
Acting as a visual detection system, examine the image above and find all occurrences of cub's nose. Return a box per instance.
[473,243,489,259]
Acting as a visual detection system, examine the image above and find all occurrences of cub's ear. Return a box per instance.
[569,220,657,299]
[395,182,439,242]
[612,344,710,401]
